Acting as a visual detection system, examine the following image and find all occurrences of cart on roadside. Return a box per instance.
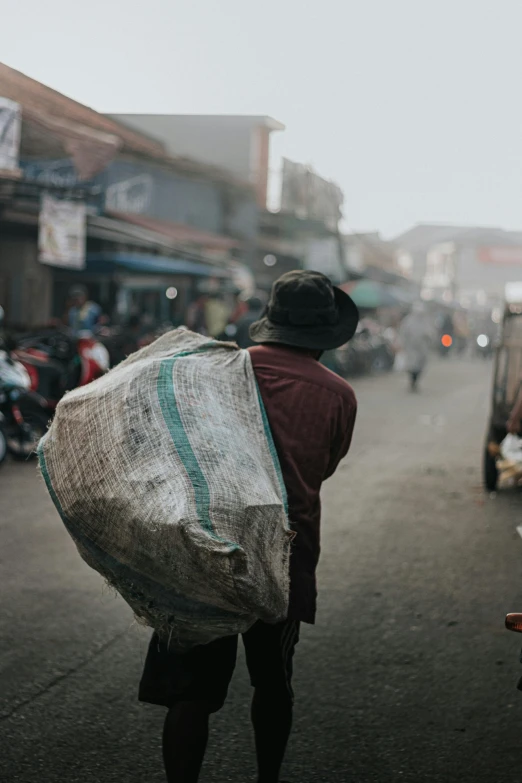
[483,301,522,491]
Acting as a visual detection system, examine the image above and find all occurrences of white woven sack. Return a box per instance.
[38,329,292,649]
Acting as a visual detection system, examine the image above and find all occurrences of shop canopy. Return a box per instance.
[342,280,413,309]
[85,252,231,278]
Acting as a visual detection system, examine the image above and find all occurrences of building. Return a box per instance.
[343,232,400,274]
[394,223,522,307]
[255,211,347,290]
[108,114,285,208]
[251,158,348,288]
[0,64,258,328]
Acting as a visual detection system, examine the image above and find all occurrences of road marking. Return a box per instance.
[516,526,522,540]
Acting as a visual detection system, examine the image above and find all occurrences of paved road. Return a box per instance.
[2,359,522,783]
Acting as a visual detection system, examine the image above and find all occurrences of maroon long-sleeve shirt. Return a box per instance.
[248,345,357,624]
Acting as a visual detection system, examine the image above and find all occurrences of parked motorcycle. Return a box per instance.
[330,323,395,377]
[13,328,110,411]
[0,350,50,460]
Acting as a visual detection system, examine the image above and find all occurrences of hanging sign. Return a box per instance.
[0,97,21,171]
[39,194,86,269]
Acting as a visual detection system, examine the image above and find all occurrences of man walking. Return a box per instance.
[398,302,433,392]
[139,270,359,783]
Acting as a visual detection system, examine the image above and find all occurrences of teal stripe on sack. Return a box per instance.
[157,350,238,548]
[37,438,68,524]
[255,383,288,517]
[157,355,212,534]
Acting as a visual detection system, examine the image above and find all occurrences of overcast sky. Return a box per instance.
[2,0,522,237]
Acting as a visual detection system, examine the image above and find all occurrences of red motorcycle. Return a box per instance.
[13,328,110,411]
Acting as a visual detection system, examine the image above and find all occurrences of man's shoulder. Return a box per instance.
[248,345,356,407]
[312,361,356,407]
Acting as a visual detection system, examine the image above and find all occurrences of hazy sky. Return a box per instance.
[2,0,522,237]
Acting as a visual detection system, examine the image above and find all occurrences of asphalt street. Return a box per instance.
[2,358,522,783]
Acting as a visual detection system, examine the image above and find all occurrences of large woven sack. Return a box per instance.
[38,329,292,649]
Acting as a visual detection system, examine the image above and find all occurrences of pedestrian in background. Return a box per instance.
[67,285,102,335]
[234,295,265,348]
[204,293,230,338]
[139,270,359,783]
[398,302,433,392]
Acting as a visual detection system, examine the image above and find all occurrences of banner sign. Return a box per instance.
[39,194,86,269]
[478,247,522,266]
[0,97,21,171]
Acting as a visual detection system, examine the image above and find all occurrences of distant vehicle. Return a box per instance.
[437,313,454,357]
[327,322,395,377]
[483,302,522,491]
[475,333,494,359]
[439,333,453,356]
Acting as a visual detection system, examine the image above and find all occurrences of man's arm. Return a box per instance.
[324,394,357,479]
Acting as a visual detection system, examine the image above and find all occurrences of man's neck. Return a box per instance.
[261,343,322,361]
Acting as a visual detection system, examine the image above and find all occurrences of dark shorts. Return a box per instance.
[139,620,300,713]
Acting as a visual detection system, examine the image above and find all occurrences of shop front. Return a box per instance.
[50,252,230,327]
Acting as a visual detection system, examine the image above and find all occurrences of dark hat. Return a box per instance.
[249,270,359,350]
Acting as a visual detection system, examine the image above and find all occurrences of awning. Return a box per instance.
[342,280,405,309]
[107,211,243,253]
[85,252,230,278]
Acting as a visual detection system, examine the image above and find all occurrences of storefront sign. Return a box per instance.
[0,97,21,171]
[39,194,86,269]
[105,174,153,214]
[21,159,83,188]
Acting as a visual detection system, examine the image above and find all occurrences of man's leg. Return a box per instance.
[162,701,213,783]
[251,685,293,783]
[243,620,300,783]
[139,632,238,783]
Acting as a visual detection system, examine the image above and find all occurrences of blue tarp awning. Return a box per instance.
[85,252,230,278]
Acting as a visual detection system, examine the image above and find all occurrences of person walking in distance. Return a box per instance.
[398,302,433,392]
[139,270,359,783]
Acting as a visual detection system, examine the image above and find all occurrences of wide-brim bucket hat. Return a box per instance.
[249,270,359,351]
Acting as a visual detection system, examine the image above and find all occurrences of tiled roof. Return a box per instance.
[0,62,165,158]
[0,62,257,191]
